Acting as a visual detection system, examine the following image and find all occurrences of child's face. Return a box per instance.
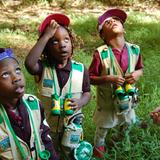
[101,17,124,39]
[0,58,25,102]
[46,26,72,64]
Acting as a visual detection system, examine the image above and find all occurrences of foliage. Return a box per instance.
[95,0,160,6]
[1,0,159,8]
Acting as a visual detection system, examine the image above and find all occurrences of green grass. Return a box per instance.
[1,4,160,159]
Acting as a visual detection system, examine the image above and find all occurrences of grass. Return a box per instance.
[1,3,160,159]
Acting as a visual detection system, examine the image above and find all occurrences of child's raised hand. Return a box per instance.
[44,20,59,39]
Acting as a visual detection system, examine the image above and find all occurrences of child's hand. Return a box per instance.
[150,107,160,125]
[125,72,136,84]
[68,98,81,111]
[44,20,59,39]
[112,76,125,86]
[125,70,142,84]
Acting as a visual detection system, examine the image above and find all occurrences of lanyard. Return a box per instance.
[51,64,73,97]
[108,47,116,75]
[108,44,131,75]
[126,44,131,73]
[0,105,29,160]
[22,98,41,154]
[22,98,50,160]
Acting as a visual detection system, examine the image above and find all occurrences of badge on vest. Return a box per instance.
[43,79,53,88]
[0,136,10,151]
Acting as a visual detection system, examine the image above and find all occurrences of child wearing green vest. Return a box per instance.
[0,48,59,160]
[88,8,143,158]
[25,13,91,159]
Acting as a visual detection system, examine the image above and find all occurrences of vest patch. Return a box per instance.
[43,79,53,88]
[26,96,39,110]
[101,50,108,60]
[72,63,83,72]
[0,136,10,151]
[131,46,139,55]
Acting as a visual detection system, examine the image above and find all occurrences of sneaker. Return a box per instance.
[93,146,106,158]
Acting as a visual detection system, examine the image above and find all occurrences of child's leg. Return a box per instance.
[94,126,109,147]
[125,109,136,124]
[93,126,109,158]
[114,109,136,143]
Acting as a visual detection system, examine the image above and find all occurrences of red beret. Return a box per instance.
[98,8,127,32]
[39,13,70,34]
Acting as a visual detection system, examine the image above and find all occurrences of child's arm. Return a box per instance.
[125,69,143,84]
[25,20,59,75]
[90,75,125,86]
[125,53,143,84]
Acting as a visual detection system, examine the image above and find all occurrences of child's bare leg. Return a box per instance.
[94,127,108,147]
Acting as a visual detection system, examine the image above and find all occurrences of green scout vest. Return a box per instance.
[96,42,140,109]
[37,60,84,132]
[0,94,45,160]
[39,60,84,100]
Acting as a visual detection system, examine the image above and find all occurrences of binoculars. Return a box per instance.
[115,84,136,98]
[51,94,61,115]
[51,94,73,116]
[115,84,136,112]
[64,98,74,115]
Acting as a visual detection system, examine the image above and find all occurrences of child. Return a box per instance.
[88,8,143,158]
[25,13,91,158]
[0,48,59,160]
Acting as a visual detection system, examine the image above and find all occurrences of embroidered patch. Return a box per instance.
[0,136,10,151]
[26,96,38,110]
[72,62,83,72]
[101,50,108,60]
[43,79,53,88]
[70,134,80,143]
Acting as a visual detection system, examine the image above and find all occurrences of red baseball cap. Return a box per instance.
[98,8,127,32]
[39,13,70,34]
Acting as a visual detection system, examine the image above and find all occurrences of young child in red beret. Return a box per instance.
[25,13,91,159]
[88,8,143,158]
[0,48,59,160]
